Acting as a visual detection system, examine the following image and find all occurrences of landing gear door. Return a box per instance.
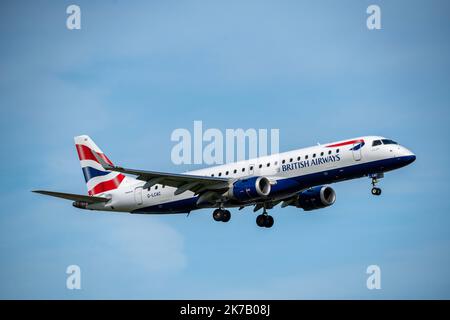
[352,143,362,161]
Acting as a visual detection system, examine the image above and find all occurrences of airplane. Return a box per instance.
[33,135,416,228]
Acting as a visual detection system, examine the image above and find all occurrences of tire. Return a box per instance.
[264,215,274,228]
[372,187,382,196]
[213,209,223,221]
[256,214,266,227]
[222,210,231,222]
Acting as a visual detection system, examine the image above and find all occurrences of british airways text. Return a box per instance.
[281,154,341,172]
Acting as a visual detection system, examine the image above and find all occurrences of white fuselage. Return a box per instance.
[87,136,415,214]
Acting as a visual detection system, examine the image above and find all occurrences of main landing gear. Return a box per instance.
[370,173,383,196]
[212,208,231,222]
[256,207,274,228]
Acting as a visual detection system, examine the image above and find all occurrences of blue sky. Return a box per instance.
[1,0,449,299]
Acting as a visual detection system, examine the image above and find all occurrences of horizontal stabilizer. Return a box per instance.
[32,190,109,204]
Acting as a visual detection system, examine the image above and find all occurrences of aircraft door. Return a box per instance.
[134,187,143,205]
[352,142,362,161]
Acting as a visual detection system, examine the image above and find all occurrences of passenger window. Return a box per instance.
[282,160,286,164]
[267,163,270,167]
[305,155,309,159]
[313,153,316,158]
[336,149,340,153]
[155,185,158,190]
[274,161,278,165]
[211,174,214,177]
[320,152,324,156]
[225,171,229,175]
[290,158,293,162]
[242,168,245,172]
[372,140,382,147]
[328,150,332,155]
[249,166,253,170]
[218,172,222,177]
[233,169,237,174]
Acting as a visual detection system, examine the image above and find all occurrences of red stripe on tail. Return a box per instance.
[88,174,125,195]
[76,144,114,166]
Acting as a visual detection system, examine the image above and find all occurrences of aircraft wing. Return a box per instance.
[92,152,230,195]
[32,190,109,203]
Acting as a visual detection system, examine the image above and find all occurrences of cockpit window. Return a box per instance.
[372,140,382,147]
[381,139,398,145]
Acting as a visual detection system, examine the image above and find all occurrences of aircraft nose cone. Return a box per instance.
[403,154,416,165]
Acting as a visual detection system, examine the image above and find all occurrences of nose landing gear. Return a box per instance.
[371,187,382,196]
[370,173,384,196]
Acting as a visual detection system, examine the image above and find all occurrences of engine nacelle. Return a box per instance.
[295,186,336,211]
[229,176,271,201]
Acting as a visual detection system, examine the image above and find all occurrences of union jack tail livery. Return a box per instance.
[74,135,126,196]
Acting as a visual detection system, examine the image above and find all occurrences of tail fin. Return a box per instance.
[74,135,125,196]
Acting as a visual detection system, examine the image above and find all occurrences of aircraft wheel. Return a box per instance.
[256,214,266,227]
[213,209,223,221]
[371,187,382,196]
[222,210,231,222]
[264,215,274,228]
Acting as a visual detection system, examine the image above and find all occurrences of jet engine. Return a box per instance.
[294,186,336,211]
[229,176,271,201]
